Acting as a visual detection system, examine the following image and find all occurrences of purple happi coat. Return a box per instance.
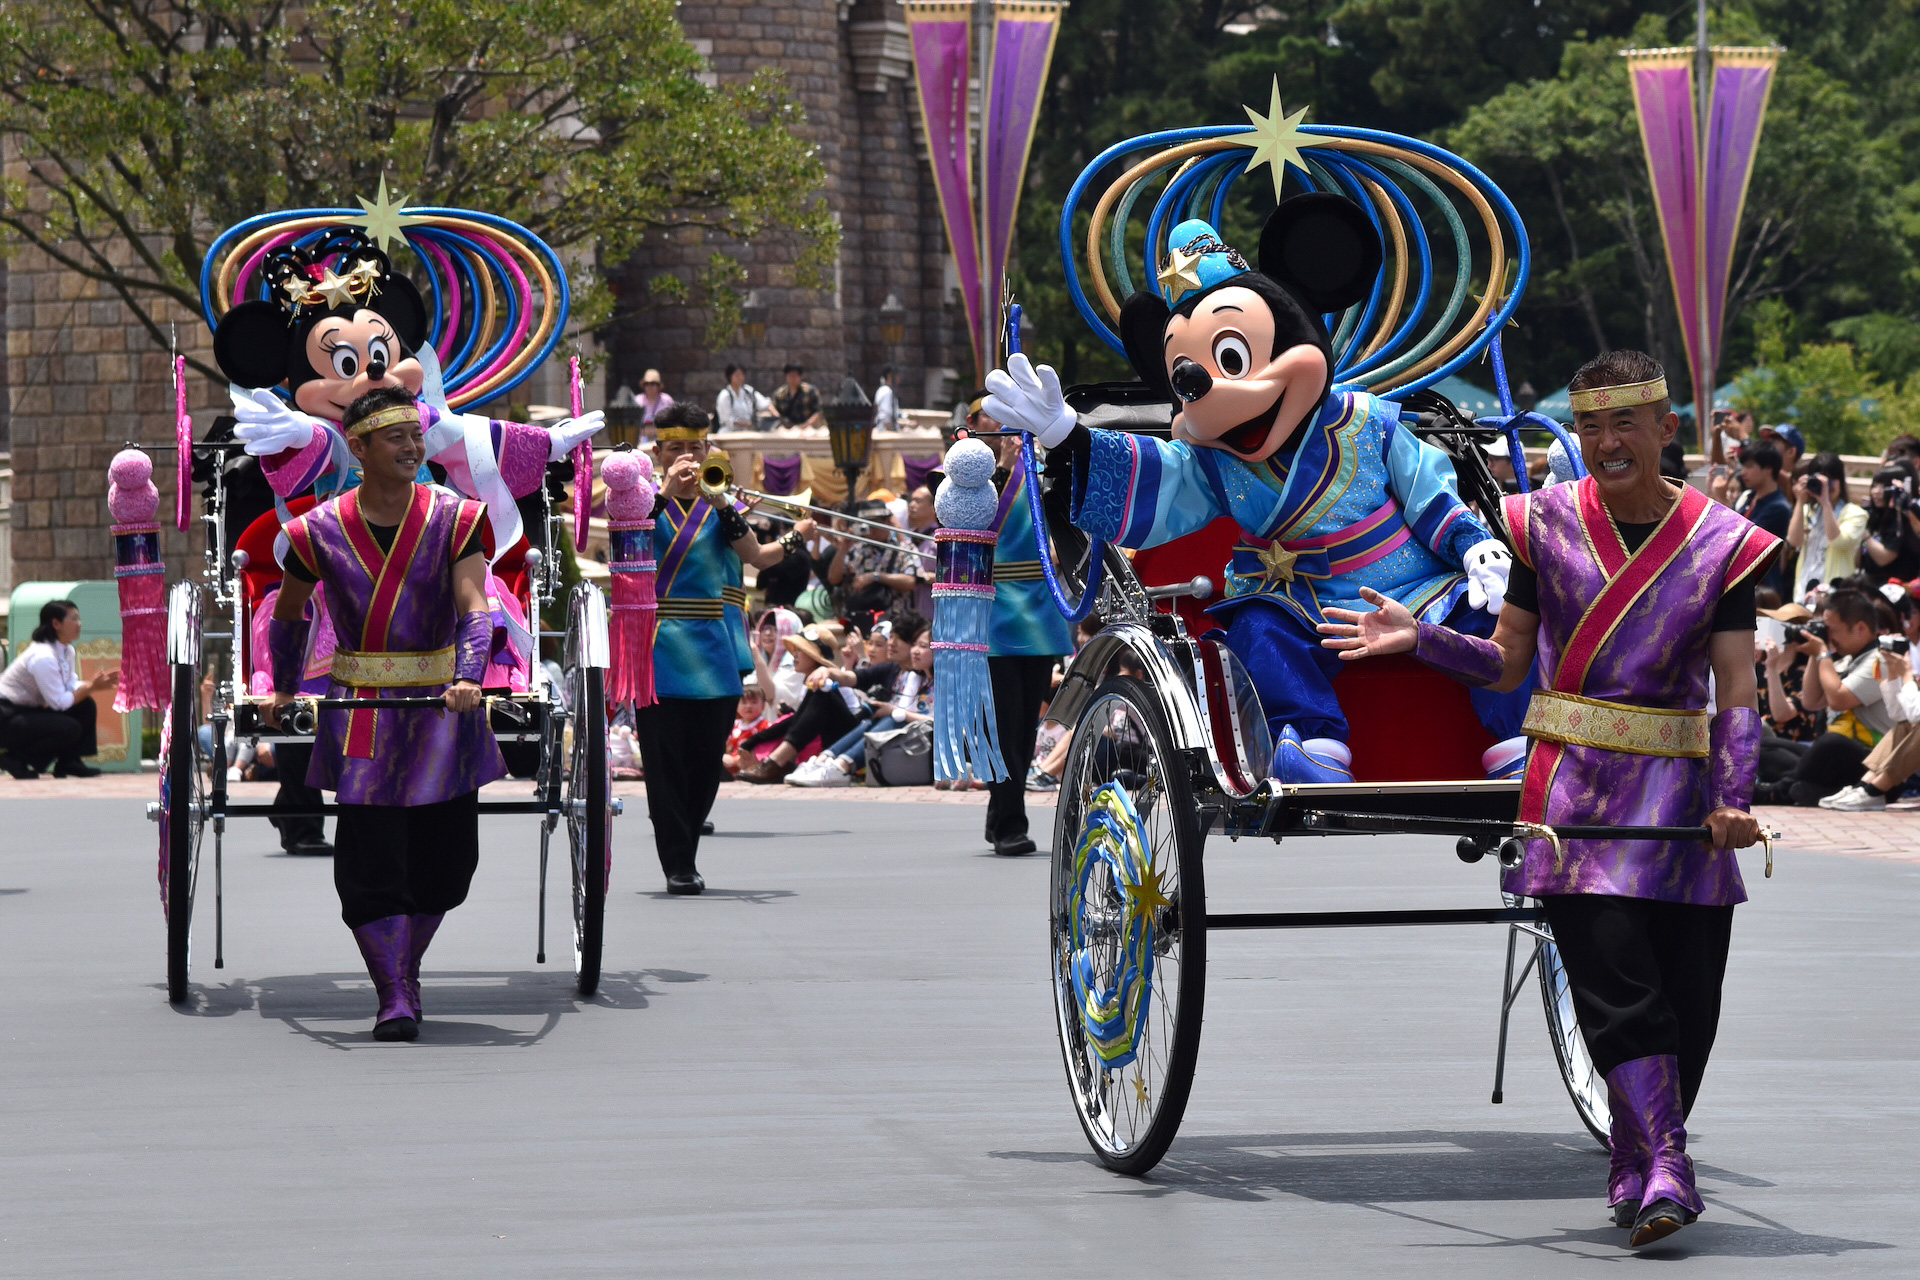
[283,484,506,805]
[1505,478,1778,904]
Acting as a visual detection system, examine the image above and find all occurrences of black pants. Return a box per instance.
[634,695,736,879]
[1777,731,1871,806]
[1757,728,1808,785]
[775,689,862,751]
[333,791,480,928]
[0,697,97,769]
[270,743,325,848]
[1541,895,1736,1116]
[986,655,1059,843]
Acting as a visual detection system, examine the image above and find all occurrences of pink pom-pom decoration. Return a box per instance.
[107,446,169,712]
[602,447,658,710]
[601,451,658,522]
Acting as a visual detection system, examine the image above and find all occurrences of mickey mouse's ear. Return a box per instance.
[370,275,428,352]
[1258,193,1382,316]
[1119,290,1174,399]
[213,300,293,388]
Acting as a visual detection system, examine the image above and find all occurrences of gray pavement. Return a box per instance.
[2,794,1914,1277]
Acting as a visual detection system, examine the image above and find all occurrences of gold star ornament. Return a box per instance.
[312,267,359,310]
[1240,77,1311,203]
[1257,541,1298,585]
[1157,242,1206,301]
[1126,861,1174,927]
[1132,1074,1150,1106]
[352,175,427,253]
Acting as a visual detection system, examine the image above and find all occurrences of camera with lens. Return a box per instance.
[1881,635,1912,656]
[1783,619,1831,646]
[1805,474,1825,498]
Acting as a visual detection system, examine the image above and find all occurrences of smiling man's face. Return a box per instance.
[1574,402,1677,503]
[1162,285,1328,462]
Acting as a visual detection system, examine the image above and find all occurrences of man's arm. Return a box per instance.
[733,519,813,571]
[444,553,490,713]
[1317,586,1538,692]
[1810,647,1864,711]
[1710,630,1760,711]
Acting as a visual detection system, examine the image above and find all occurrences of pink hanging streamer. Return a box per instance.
[570,354,593,552]
[108,449,170,712]
[174,356,192,531]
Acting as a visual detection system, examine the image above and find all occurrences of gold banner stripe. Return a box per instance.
[331,646,455,689]
[1522,689,1709,758]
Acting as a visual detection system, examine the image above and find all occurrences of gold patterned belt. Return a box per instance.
[996,559,1044,581]
[330,646,455,689]
[722,585,749,610]
[656,597,726,619]
[1523,689,1709,758]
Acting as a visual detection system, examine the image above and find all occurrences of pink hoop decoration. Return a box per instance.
[460,230,536,393]
[231,230,305,306]
[416,235,464,357]
[570,354,592,552]
[174,355,192,531]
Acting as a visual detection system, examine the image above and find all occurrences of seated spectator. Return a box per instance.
[772,364,825,428]
[721,682,773,776]
[736,624,862,783]
[1821,645,1919,810]
[752,608,805,711]
[637,369,675,435]
[827,502,920,623]
[787,618,935,787]
[1755,590,1896,805]
[0,599,119,779]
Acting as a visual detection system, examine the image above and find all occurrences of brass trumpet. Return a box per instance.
[698,455,932,555]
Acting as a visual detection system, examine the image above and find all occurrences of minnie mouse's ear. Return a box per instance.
[369,275,428,351]
[1258,193,1382,316]
[213,300,293,388]
[1119,290,1174,399]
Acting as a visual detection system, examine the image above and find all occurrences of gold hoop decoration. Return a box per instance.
[1059,79,1531,400]
[201,195,571,411]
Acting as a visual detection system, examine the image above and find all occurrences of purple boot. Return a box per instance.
[351,915,418,1042]
[1604,1079,1650,1227]
[1608,1056,1704,1247]
[404,913,445,1021]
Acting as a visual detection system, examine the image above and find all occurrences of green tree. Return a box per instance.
[0,0,836,376]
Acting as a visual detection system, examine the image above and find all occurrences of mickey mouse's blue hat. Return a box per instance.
[1157,218,1251,308]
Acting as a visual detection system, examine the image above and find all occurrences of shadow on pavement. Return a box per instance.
[703,829,851,840]
[993,1129,1892,1259]
[161,968,707,1049]
[636,887,797,903]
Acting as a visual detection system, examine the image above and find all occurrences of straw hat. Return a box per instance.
[782,623,840,668]
[1758,602,1813,623]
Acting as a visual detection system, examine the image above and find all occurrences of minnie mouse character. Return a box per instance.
[214,231,601,554]
[986,194,1519,781]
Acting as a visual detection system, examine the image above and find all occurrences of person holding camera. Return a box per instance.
[1787,453,1867,596]
[1859,465,1920,588]
[1753,590,1896,806]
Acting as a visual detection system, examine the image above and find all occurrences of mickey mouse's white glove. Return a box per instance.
[1463,538,1513,615]
[983,353,1077,448]
[546,410,605,461]
[229,385,323,456]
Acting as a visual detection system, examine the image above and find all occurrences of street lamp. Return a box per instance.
[739,289,768,344]
[824,374,873,503]
[878,293,907,346]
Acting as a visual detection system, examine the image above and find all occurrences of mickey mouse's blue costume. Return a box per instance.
[987,195,1523,782]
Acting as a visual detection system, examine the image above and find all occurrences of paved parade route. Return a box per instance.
[3,794,1915,1277]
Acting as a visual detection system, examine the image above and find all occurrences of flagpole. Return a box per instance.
[1695,0,1714,455]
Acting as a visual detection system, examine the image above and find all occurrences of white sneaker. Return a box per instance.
[1826,787,1887,812]
[1818,785,1865,809]
[784,757,828,786]
[814,760,853,788]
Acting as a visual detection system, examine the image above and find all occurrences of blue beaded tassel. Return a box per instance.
[932,438,1008,783]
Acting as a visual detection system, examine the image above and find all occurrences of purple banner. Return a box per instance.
[1628,53,1706,410]
[906,6,984,380]
[1703,52,1779,381]
[762,455,803,496]
[982,3,1064,371]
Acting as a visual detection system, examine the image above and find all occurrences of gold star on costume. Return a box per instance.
[1240,77,1312,203]
[312,267,359,309]
[1132,1074,1150,1106]
[280,273,316,307]
[1257,541,1298,585]
[1126,861,1174,927]
[352,175,427,253]
[1157,243,1206,300]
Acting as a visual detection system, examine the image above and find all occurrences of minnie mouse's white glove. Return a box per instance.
[546,410,605,461]
[1462,538,1513,615]
[984,353,1077,448]
[229,385,323,456]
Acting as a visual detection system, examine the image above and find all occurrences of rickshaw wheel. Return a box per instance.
[565,587,610,997]
[1051,674,1206,1176]
[1535,917,1610,1146]
[161,659,204,1005]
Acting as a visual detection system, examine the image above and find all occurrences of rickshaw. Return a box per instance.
[992,110,1771,1174]
[138,204,617,1006]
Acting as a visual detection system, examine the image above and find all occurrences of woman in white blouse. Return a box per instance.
[715,364,773,432]
[0,599,119,779]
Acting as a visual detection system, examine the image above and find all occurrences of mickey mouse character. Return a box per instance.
[986,195,1519,782]
[214,232,601,555]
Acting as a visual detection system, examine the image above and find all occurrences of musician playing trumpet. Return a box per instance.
[640,405,814,895]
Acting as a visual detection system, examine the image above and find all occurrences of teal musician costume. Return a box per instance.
[632,406,807,894]
[975,399,1074,856]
